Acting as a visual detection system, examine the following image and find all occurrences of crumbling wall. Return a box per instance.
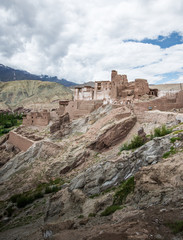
[134,79,150,98]
[64,100,103,119]
[8,131,34,152]
[134,92,183,112]
[23,110,50,126]
[110,71,128,99]
[135,110,179,124]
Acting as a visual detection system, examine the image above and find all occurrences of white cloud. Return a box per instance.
[0,0,183,83]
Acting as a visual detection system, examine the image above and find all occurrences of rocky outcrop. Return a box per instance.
[0,141,62,184]
[0,134,20,168]
[133,152,183,208]
[50,113,71,138]
[70,135,172,195]
[60,150,90,174]
[89,116,137,151]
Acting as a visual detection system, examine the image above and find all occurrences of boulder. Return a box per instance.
[89,116,137,151]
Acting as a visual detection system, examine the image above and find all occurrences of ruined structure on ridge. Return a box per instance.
[22,70,183,124]
[74,70,158,102]
[23,110,50,126]
[58,70,159,120]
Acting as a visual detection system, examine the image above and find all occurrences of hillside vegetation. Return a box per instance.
[0,80,72,109]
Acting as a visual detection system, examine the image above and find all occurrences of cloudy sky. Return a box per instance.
[0,0,183,84]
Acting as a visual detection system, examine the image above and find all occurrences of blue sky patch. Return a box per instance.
[155,71,181,84]
[124,32,183,49]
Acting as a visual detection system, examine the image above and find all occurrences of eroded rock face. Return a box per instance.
[70,135,172,196]
[0,134,20,168]
[50,113,71,138]
[60,150,90,174]
[0,141,62,183]
[88,116,137,151]
[133,153,183,208]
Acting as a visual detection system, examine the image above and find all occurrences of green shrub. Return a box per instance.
[88,213,96,217]
[120,135,145,152]
[170,137,181,143]
[163,147,176,159]
[17,195,34,208]
[9,179,64,208]
[173,130,183,135]
[78,215,84,218]
[1,129,10,134]
[113,176,135,205]
[50,178,64,185]
[166,220,183,234]
[33,191,44,199]
[10,191,44,208]
[162,151,171,159]
[10,193,22,203]
[153,125,172,138]
[5,206,14,217]
[100,205,122,216]
[45,185,60,194]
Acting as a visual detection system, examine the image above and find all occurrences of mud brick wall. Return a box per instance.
[8,131,34,152]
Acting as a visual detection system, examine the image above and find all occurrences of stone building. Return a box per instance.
[23,110,50,126]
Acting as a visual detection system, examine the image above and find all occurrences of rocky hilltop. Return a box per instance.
[0,104,183,239]
[0,80,72,110]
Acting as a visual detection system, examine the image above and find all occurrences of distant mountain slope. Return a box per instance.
[0,64,77,87]
[0,80,72,109]
[71,81,95,89]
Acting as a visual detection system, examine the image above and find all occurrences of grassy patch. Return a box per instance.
[173,130,183,135]
[5,206,15,217]
[119,135,145,153]
[45,185,61,194]
[170,137,181,143]
[162,147,177,159]
[100,205,122,216]
[166,220,183,234]
[78,215,84,219]
[88,213,96,217]
[113,176,135,205]
[100,177,135,217]
[152,125,172,138]
[10,178,64,208]
[119,125,172,154]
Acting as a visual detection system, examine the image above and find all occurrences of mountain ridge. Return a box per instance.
[0,64,77,87]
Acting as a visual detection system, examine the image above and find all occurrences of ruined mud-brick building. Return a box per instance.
[23,110,50,126]
[74,70,157,102]
[58,70,158,119]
